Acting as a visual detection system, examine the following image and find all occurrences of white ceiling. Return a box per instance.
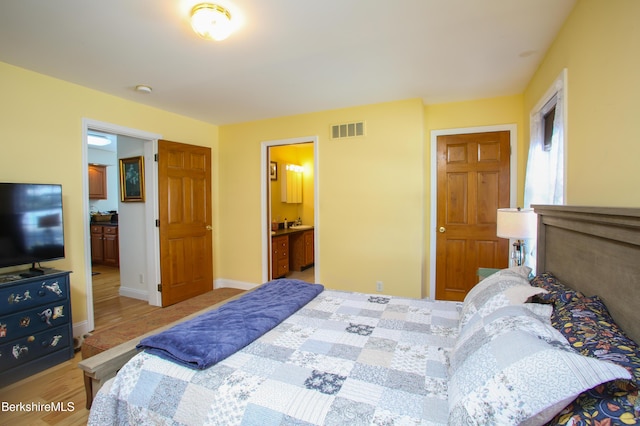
[0,0,576,126]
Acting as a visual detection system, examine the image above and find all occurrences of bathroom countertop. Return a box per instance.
[271,226,314,236]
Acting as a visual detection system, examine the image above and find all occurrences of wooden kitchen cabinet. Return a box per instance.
[88,165,107,199]
[91,224,119,266]
[272,235,289,279]
[291,230,314,271]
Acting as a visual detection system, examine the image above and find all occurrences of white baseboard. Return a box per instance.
[73,319,92,337]
[214,278,259,290]
[119,285,148,300]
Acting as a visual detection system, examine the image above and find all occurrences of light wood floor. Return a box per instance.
[0,265,156,425]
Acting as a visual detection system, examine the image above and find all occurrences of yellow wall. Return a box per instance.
[0,62,218,326]
[524,0,640,207]
[219,99,426,297]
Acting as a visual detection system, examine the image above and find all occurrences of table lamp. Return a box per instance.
[497,207,537,266]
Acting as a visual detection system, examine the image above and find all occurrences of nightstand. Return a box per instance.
[477,267,501,282]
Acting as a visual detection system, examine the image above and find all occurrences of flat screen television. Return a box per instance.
[0,183,65,274]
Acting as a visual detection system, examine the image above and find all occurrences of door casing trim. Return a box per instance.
[260,136,319,284]
[81,118,162,334]
[429,124,518,300]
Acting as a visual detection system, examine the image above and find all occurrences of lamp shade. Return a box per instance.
[496,208,537,239]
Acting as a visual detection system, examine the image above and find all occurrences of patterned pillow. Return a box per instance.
[545,296,640,425]
[552,295,640,385]
[448,305,631,426]
[547,383,639,426]
[459,266,546,331]
[530,272,584,308]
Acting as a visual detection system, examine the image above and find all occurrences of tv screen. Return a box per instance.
[0,183,65,270]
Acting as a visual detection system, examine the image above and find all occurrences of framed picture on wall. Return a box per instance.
[119,156,145,202]
[270,161,278,180]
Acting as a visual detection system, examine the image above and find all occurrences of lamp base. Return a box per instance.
[511,240,525,267]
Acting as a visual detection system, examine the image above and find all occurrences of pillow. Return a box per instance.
[546,295,640,424]
[448,305,632,426]
[530,272,584,308]
[466,265,532,303]
[459,266,545,331]
[547,384,639,426]
[552,295,640,386]
[451,304,554,372]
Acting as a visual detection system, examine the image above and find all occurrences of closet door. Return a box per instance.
[158,140,213,307]
[436,131,510,301]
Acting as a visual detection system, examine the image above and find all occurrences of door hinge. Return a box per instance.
[154,153,159,162]
[157,284,162,292]
[155,219,160,227]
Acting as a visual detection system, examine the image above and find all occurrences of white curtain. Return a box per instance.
[524,79,565,273]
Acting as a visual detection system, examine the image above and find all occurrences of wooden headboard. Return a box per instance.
[534,205,640,343]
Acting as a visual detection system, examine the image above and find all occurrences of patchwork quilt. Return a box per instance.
[89,290,461,425]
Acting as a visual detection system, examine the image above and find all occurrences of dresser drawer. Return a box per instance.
[0,300,71,340]
[0,275,69,315]
[0,325,71,373]
[103,225,118,235]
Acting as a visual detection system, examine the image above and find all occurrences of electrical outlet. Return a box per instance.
[139,274,144,284]
[376,281,383,292]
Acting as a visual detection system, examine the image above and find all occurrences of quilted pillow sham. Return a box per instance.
[448,305,632,426]
[459,266,546,331]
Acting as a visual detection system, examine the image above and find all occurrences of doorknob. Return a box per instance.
[206,225,213,231]
[439,226,446,233]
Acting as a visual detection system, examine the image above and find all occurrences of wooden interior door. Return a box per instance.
[158,140,213,306]
[436,131,510,301]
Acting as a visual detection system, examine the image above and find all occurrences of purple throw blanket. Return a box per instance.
[136,279,324,369]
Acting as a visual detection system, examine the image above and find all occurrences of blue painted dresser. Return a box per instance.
[0,270,73,387]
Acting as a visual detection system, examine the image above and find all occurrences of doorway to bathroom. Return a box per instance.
[261,136,319,284]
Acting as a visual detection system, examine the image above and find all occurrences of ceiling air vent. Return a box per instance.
[331,121,365,139]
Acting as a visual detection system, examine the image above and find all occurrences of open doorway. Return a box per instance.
[261,136,319,284]
[81,119,161,334]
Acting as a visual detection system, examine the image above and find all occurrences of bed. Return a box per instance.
[86,205,640,425]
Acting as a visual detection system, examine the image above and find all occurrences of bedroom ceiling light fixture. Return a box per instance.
[190,3,233,41]
[497,207,537,267]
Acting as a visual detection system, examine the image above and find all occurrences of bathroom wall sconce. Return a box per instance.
[282,164,303,203]
[285,164,304,173]
[190,3,234,41]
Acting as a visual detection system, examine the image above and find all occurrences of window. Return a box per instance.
[524,69,567,272]
[541,97,557,152]
[525,70,566,208]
